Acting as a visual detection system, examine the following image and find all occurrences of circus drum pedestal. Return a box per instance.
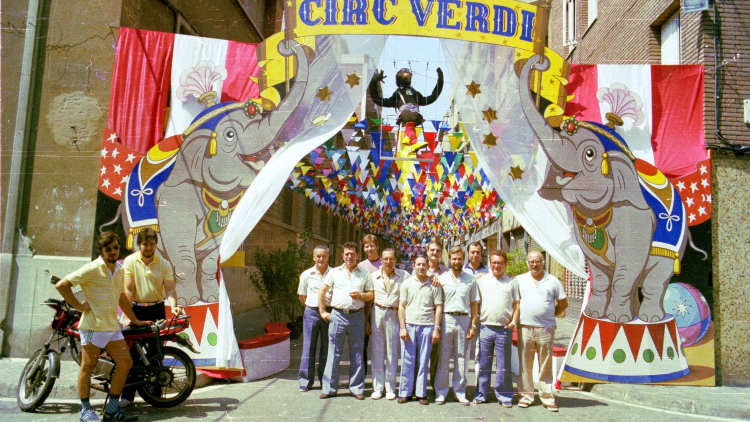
[562,314,689,383]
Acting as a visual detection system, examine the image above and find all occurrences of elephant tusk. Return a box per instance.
[555,175,574,186]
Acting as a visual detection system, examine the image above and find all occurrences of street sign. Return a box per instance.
[682,0,710,13]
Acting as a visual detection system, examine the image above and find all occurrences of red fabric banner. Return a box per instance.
[108,28,174,153]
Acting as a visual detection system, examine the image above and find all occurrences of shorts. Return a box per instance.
[79,329,124,348]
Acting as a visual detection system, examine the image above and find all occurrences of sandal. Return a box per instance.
[543,403,559,412]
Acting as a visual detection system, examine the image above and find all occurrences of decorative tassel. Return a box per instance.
[209,132,217,155]
[601,153,609,175]
[674,253,681,274]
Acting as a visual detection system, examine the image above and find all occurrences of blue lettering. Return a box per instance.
[373,0,396,25]
[520,9,535,42]
[465,2,489,33]
[343,0,368,25]
[437,0,461,30]
[492,5,516,37]
[324,0,337,25]
[408,0,435,27]
[299,0,322,26]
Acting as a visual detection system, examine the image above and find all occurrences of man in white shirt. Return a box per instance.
[297,245,332,392]
[516,251,568,412]
[368,248,404,400]
[473,250,519,407]
[435,246,479,405]
[318,242,374,400]
[398,256,443,405]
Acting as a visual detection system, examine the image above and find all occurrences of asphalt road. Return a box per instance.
[1,373,735,422]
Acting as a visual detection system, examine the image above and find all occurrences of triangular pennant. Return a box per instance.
[666,319,680,357]
[647,322,666,359]
[185,304,209,346]
[599,322,621,361]
[579,317,598,355]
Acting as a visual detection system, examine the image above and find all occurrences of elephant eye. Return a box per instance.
[584,147,596,162]
[225,129,236,143]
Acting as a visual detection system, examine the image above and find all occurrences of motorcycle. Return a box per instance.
[17,275,199,412]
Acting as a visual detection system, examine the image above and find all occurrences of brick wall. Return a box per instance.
[548,0,749,147]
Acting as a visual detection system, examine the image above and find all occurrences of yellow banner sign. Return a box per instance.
[288,0,546,51]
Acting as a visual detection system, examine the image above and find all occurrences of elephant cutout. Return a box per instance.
[518,55,704,323]
[118,40,311,305]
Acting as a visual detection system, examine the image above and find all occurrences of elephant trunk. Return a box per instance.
[518,55,569,163]
[247,39,310,149]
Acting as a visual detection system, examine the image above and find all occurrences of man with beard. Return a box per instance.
[318,242,374,400]
[55,231,151,421]
[435,246,479,406]
[120,227,180,407]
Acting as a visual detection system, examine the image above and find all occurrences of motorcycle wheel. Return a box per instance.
[17,348,57,412]
[69,336,82,365]
[136,346,196,408]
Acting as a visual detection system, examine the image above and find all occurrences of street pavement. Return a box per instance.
[1,298,748,421]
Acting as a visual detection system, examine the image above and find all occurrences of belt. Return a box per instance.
[375,303,398,311]
[133,300,164,307]
[333,307,362,314]
[309,305,333,312]
[445,311,468,316]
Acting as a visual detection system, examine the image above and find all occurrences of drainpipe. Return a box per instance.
[0,0,48,355]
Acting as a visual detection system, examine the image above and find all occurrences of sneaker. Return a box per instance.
[435,395,446,405]
[472,397,486,405]
[501,401,513,408]
[371,391,383,400]
[103,407,138,421]
[456,395,470,406]
[80,408,101,422]
[386,392,397,400]
[300,387,309,393]
[119,399,133,408]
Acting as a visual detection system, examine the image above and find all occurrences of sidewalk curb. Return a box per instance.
[587,384,750,420]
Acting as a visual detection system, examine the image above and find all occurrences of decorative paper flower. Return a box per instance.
[176,60,228,103]
[596,83,645,126]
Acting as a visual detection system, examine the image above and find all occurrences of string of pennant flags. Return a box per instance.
[287,117,504,252]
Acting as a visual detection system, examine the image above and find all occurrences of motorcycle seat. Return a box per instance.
[121,325,157,336]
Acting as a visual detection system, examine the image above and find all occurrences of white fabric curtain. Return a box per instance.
[440,39,587,278]
[215,35,387,368]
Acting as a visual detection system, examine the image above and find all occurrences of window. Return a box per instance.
[661,11,680,64]
[587,0,597,27]
[563,0,577,46]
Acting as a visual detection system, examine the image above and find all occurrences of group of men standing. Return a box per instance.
[297,236,568,412]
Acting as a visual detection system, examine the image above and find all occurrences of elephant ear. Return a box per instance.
[163,133,209,187]
[609,153,650,210]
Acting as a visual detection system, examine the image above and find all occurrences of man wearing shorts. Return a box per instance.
[56,231,151,421]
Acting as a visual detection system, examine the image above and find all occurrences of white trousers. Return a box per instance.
[435,314,471,397]
[370,306,400,394]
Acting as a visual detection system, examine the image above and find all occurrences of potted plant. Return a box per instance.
[248,240,312,339]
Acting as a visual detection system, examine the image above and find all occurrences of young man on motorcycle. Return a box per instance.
[56,231,152,422]
[120,227,181,407]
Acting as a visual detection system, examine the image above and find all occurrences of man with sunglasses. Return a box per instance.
[120,227,180,407]
[56,231,152,421]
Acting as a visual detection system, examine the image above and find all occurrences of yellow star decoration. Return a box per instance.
[483,131,498,147]
[466,81,482,98]
[509,165,524,181]
[482,107,497,123]
[316,86,333,101]
[345,73,360,88]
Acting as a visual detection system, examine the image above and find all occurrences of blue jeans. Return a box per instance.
[322,309,365,395]
[299,306,329,389]
[399,324,433,398]
[475,325,513,403]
